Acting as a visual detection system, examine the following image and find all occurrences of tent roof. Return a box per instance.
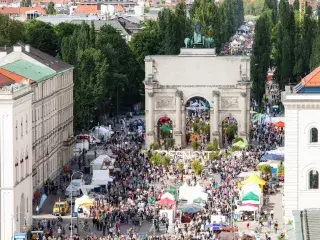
[242,192,260,201]
[241,174,266,186]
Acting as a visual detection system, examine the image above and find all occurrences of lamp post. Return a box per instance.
[70,171,83,239]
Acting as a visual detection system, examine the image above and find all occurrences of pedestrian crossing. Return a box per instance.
[149,224,167,234]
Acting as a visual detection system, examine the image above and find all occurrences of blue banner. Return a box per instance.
[14,233,26,240]
[39,194,47,209]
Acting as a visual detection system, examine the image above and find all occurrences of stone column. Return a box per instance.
[174,90,182,147]
[240,92,247,138]
[181,104,186,147]
[211,91,220,142]
[146,92,155,146]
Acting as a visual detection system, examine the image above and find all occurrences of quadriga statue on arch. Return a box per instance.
[184,22,214,49]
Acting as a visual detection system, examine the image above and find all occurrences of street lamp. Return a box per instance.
[70,171,83,239]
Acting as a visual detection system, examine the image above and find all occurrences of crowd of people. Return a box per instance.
[31,100,285,240]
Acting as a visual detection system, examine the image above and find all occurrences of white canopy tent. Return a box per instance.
[91,170,113,186]
[241,182,261,197]
[90,155,112,171]
[179,183,208,203]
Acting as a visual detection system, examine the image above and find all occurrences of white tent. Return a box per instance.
[238,171,260,178]
[90,155,111,171]
[74,195,94,213]
[179,184,208,203]
[91,170,113,186]
[161,192,175,200]
[231,40,240,46]
[241,182,261,196]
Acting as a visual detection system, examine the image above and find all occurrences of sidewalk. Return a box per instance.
[237,184,284,239]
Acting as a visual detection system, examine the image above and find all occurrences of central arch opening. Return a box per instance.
[185,96,210,149]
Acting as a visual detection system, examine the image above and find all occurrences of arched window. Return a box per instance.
[309,170,319,189]
[310,128,318,143]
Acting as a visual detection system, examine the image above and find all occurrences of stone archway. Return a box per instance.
[157,116,174,149]
[221,115,238,147]
[20,193,25,231]
[185,96,211,147]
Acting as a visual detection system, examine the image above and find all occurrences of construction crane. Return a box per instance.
[299,0,306,21]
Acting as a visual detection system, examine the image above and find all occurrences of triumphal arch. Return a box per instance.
[144,27,250,148]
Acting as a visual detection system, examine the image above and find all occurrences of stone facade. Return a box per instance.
[282,89,320,221]
[144,50,251,147]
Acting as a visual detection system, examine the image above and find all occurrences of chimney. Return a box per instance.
[25,44,31,52]
[13,46,22,52]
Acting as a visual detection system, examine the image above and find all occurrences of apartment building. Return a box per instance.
[0,44,74,194]
[0,81,33,239]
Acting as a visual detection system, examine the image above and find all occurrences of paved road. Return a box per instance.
[237,184,284,239]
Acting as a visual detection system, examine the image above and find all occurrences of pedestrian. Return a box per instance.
[246,222,250,229]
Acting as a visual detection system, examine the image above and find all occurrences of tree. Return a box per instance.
[310,32,320,71]
[191,159,203,176]
[74,48,108,130]
[0,14,25,47]
[150,152,163,166]
[176,162,184,173]
[251,11,272,107]
[46,2,56,15]
[191,140,200,151]
[293,0,299,11]
[257,164,272,176]
[24,20,59,56]
[130,20,161,64]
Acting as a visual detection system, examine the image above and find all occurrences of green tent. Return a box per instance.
[232,140,248,149]
[193,197,204,204]
[160,124,171,132]
[164,186,177,199]
[241,192,259,202]
[148,198,155,204]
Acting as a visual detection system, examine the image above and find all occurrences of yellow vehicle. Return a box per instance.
[52,201,69,216]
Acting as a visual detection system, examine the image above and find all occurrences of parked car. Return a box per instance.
[52,201,69,216]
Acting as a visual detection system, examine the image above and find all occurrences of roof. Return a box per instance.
[70,20,129,35]
[0,73,15,87]
[114,5,124,11]
[74,5,100,14]
[0,6,46,15]
[1,59,56,83]
[4,43,73,72]
[300,66,320,87]
[0,68,29,84]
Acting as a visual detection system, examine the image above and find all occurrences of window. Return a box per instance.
[26,115,28,135]
[309,170,319,189]
[311,128,318,143]
[21,118,23,137]
[15,120,18,140]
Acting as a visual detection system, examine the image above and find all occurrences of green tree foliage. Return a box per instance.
[21,0,31,7]
[191,140,200,151]
[176,162,184,173]
[251,11,272,107]
[24,20,59,56]
[0,15,25,47]
[191,159,203,176]
[243,0,264,16]
[131,0,244,59]
[46,2,56,15]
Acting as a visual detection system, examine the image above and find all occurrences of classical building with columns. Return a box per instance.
[144,48,251,147]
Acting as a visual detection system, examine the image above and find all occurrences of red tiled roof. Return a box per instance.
[0,6,46,15]
[0,68,34,84]
[0,73,15,87]
[114,5,124,11]
[301,66,320,87]
[73,5,100,14]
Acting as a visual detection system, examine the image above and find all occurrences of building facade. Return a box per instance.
[0,82,33,240]
[0,44,74,195]
[282,66,320,221]
[144,48,251,147]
